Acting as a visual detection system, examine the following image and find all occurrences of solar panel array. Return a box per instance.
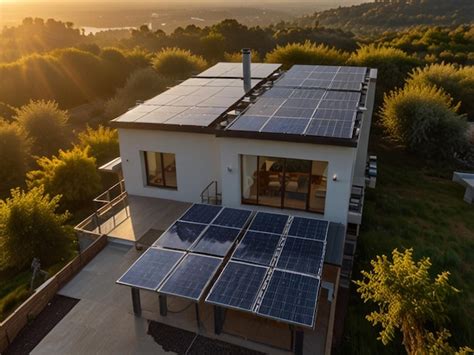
[197,62,282,79]
[113,77,261,127]
[228,65,367,139]
[206,211,329,328]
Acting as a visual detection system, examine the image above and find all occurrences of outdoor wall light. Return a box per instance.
[332,174,338,181]
[227,166,233,172]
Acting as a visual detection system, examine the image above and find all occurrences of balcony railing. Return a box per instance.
[349,185,364,213]
[201,181,222,205]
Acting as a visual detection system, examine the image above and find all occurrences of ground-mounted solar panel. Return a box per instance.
[261,117,310,135]
[206,261,268,311]
[249,212,289,234]
[212,207,252,228]
[276,237,325,276]
[159,254,222,300]
[257,270,320,328]
[288,217,329,241]
[180,204,222,224]
[191,225,241,257]
[154,221,207,250]
[232,231,281,266]
[117,248,185,291]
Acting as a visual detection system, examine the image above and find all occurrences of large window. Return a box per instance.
[240,155,327,214]
[144,151,177,189]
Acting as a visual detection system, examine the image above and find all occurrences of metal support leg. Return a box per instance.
[214,306,224,335]
[131,288,141,316]
[159,295,168,316]
[294,330,304,355]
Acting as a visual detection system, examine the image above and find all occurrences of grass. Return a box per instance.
[340,135,474,353]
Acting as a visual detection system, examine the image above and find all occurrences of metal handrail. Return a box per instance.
[200,181,221,205]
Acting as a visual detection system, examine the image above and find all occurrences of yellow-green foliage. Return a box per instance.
[78,125,119,166]
[223,51,260,62]
[408,63,474,119]
[381,84,467,159]
[27,146,101,207]
[265,41,349,69]
[152,47,207,79]
[0,120,31,192]
[355,248,471,354]
[14,100,69,157]
[0,186,74,270]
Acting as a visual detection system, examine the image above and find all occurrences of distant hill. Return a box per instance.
[298,0,474,33]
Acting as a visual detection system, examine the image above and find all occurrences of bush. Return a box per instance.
[265,41,349,69]
[0,186,74,270]
[0,286,31,319]
[223,51,260,62]
[0,102,16,121]
[0,121,31,194]
[78,125,119,165]
[152,47,207,79]
[408,63,474,120]
[14,100,69,157]
[381,84,468,159]
[26,146,101,208]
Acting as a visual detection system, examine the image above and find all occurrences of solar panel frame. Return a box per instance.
[287,217,329,241]
[191,225,242,257]
[211,207,253,229]
[158,253,223,301]
[180,204,222,224]
[232,230,282,266]
[275,237,325,276]
[248,212,289,234]
[117,247,185,291]
[153,221,208,251]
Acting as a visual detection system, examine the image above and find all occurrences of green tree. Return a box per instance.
[26,146,101,208]
[355,249,471,354]
[78,125,119,165]
[265,41,348,69]
[152,47,207,79]
[0,186,74,270]
[223,51,260,62]
[14,100,69,157]
[381,84,467,159]
[408,63,474,120]
[0,121,31,194]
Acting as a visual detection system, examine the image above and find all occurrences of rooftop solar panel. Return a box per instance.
[212,207,252,228]
[228,115,268,132]
[191,225,241,257]
[180,204,222,224]
[159,254,222,300]
[257,270,320,327]
[276,237,325,276]
[232,231,281,266]
[117,248,184,291]
[305,119,354,139]
[288,217,329,241]
[197,62,281,79]
[206,261,268,311]
[154,221,207,250]
[249,212,289,234]
[261,117,310,135]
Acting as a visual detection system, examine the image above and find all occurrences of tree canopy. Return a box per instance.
[78,125,119,166]
[152,47,207,79]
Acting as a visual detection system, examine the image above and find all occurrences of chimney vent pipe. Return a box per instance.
[242,48,251,93]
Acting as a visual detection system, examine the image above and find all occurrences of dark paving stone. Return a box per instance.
[147,321,195,354]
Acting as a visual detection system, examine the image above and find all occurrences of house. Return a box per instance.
[81,52,377,354]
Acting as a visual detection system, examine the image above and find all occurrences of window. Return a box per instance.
[144,151,177,189]
[240,155,328,214]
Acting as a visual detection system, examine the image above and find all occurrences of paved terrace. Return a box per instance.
[36,196,333,354]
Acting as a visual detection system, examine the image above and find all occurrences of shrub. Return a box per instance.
[223,51,260,62]
[0,186,74,270]
[0,286,31,319]
[0,121,31,193]
[0,102,16,121]
[152,47,207,78]
[78,125,119,165]
[408,63,474,120]
[381,84,467,159]
[26,146,101,208]
[265,41,349,69]
[14,100,69,157]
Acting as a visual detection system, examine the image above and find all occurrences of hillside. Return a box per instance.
[298,0,474,33]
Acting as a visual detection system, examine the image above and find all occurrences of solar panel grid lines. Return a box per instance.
[116,247,185,291]
[158,253,223,301]
[205,260,269,312]
[275,237,325,277]
[153,221,208,251]
[179,203,222,224]
[287,217,329,242]
[191,225,242,257]
[248,211,290,234]
[211,207,253,229]
[232,230,282,266]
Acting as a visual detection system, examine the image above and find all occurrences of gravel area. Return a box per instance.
[4,295,80,355]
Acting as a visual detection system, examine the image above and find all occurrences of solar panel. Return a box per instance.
[312,108,357,121]
[232,231,281,266]
[249,212,289,234]
[159,254,222,300]
[228,116,268,132]
[276,237,325,276]
[117,248,184,291]
[180,204,222,224]
[206,261,268,311]
[191,226,241,257]
[305,119,354,139]
[261,117,310,135]
[288,217,328,241]
[212,207,252,228]
[257,270,320,327]
[154,221,207,250]
[197,62,281,79]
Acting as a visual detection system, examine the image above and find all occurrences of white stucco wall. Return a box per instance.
[218,137,357,225]
[118,128,220,203]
